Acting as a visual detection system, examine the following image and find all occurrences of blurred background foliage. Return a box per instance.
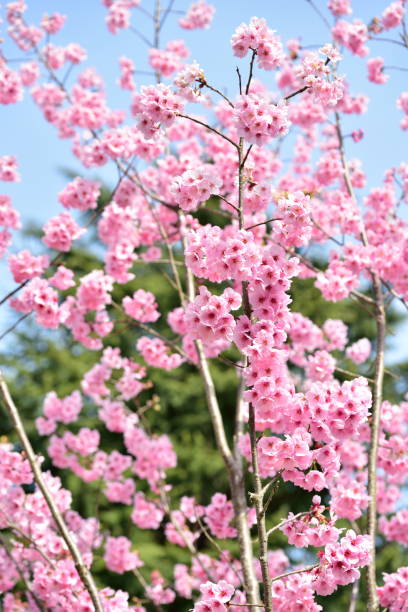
[1,186,407,611]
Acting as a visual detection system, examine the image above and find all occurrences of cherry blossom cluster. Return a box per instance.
[312,530,371,595]
[42,211,85,251]
[179,1,215,30]
[58,176,101,211]
[185,285,241,354]
[36,389,82,434]
[103,0,141,35]
[123,288,160,322]
[378,566,408,611]
[231,16,284,70]
[234,94,290,145]
[149,39,189,78]
[131,84,185,138]
[0,442,136,611]
[0,155,20,181]
[171,165,222,211]
[273,190,313,247]
[185,225,261,282]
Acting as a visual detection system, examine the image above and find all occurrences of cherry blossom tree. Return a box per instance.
[0,1,408,611]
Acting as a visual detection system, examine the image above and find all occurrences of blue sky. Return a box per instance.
[1,0,407,359]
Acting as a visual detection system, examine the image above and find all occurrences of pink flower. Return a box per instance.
[123,289,160,322]
[8,250,49,283]
[328,0,352,17]
[42,212,85,252]
[381,1,405,30]
[179,1,215,30]
[104,536,143,573]
[170,166,222,211]
[0,155,20,181]
[346,338,371,364]
[332,20,369,57]
[378,567,408,611]
[49,265,75,290]
[131,492,164,529]
[231,17,284,70]
[76,270,113,311]
[41,12,67,34]
[367,57,388,84]
[137,336,184,370]
[0,61,23,105]
[234,94,290,145]
[131,84,184,138]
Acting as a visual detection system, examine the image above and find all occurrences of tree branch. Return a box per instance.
[0,372,104,612]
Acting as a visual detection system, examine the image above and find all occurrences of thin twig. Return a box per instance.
[266,512,309,538]
[241,144,253,169]
[203,81,234,107]
[177,113,239,150]
[370,36,407,48]
[236,67,243,95]
[271,563,319,582]
[335,367,374,383]
[160,0,175,29]
[245,49,257,94]
[0,312,31,341]
[284,85,308,101]
[383,65,408,71]
[218,194,240,213]
[304,0,332,29]
[246,217,281,231]
[129,25,153,47]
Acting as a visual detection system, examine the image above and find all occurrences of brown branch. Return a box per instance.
[218,194,240,214]
[284,85,309,101]
[246,217,281,231]
[245,49,257,95]
[271,563,319,582]
[236,66,243,95]
[177,113,239,150]
[335,367,375,383]
[203,80,235,108]
[241,144,253,170]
